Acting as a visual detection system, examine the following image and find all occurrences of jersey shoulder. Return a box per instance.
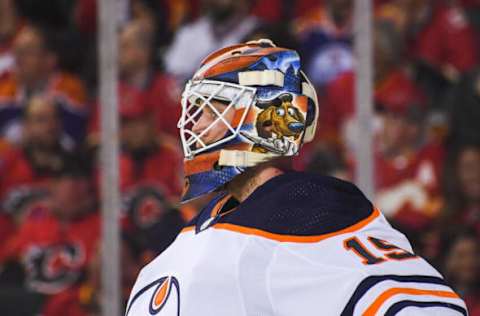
[190,172,375,238]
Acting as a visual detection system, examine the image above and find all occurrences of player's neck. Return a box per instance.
[226,165,284,203]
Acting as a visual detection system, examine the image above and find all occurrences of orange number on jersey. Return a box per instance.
[344,236,417,265]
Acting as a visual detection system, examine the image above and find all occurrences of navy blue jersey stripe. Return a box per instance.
[340,275,448,316]
[385,300,467,316]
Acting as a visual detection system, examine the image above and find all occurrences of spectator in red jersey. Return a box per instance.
[0,24,88,145]
[0,159,99,309]
[1,95,78,204]
[442,229,480,315]
[376,0,478,79]
[376,0,478,113]
[91,81,183,199]
[119,20,182,137]
[89,20,184,199]
[89,20,182,139]
[373,89,444,232]
[441,144,480,235]
[415,1,478,82]
[0,97,88,296]
[368,24,443,231]
[117,101,183,199]
[42,234,142,316]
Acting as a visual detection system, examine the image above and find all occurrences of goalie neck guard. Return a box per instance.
[178,39,319,203]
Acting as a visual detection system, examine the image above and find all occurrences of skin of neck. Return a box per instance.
[226,164,284,203]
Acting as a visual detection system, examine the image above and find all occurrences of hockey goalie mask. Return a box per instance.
[178,39,319,202]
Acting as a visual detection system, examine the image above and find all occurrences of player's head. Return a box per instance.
[326,0,353,26]
[23,95,61,148]
[119,20,154,79]
[177,39,319,202]
[50,157,93,221]
[13,24,57,85]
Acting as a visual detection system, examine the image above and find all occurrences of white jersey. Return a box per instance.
[126,172,467,316]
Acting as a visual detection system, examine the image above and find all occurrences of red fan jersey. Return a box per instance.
[145,73,183,138]
[42,286,88,316]
[89,73,182,139]
[374,142,445,230]
[0,214,15,248]
[94,144,183,199]
[415,4,478,74]
[0,208,100,295]
[0,142,59,201]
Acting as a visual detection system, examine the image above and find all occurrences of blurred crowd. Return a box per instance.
[0,0,479,315]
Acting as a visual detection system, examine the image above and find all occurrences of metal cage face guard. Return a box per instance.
[178,79,257,159]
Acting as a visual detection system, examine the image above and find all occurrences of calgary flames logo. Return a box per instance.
[23,243,85,294]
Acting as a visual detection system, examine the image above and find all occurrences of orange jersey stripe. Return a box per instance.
[180,225,195,233]
[363,287,460,316]
[211,208,381,243]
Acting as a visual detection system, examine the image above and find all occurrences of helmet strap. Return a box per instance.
[218,150,279,168]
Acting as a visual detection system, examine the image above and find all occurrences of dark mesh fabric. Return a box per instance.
[217,172,373,236]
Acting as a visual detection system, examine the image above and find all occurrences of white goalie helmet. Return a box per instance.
[177,39,319,202]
